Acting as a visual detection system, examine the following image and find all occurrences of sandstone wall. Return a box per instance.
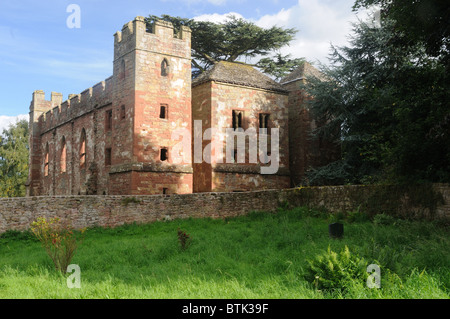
[1,184,448,234]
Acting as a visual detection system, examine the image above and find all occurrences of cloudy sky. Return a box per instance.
[0,0,368,132]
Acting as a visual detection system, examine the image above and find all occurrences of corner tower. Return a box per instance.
[110,16,193,195]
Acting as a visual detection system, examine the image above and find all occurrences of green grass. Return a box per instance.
[0,207,448,299]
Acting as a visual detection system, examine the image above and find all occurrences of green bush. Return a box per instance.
[346,208,370,223]
[373,213,396,226]
[305,245,368,291]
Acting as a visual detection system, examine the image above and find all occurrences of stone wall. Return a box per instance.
[191,79,290,193]
[1,184,448,234]
[27,17,193,197]
[282,79,340,187]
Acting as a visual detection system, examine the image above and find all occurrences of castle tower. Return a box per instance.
[191,61,291,192]
[109,16,193,194]
[280,62,340,186]
[27,91,62,196]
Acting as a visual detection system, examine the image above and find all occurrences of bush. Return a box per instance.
[346,208,370,223]
[30,217,86,273]
[305,245,368,291]
[373,213,396,226]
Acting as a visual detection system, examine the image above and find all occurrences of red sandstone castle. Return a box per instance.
[26,16,335,196]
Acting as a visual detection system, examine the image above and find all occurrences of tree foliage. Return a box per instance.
[353,0,450,68]
[256,53,307,82]
[146,14,301,78]
[0,119,29,197]
[304,16,449,185]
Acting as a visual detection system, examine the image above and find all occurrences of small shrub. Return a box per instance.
[177,228,192,251]
[327,212,346,223]
[277,200,290,211]
[305,245,368,291]
[30,217,86,273]
[346,207,369,223]
[373,213,396,226]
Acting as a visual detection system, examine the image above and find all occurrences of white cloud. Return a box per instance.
[193,0,368,66]
[207,0,227,5]
[255,0,363,65]
[193,12,244,23]
[253,8,292,29]
[178,0,228,6]
[0,114,28,135]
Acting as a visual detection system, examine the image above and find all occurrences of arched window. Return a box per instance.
[60,136,67,173]
[119,59,125,80]
[161,58,169,77]
[120,105,126,119]
[80,129,86,169]
[44,143,49,176]
[232,110,243,129]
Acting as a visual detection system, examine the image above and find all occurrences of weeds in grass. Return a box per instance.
[0,206,447,298]
[373,213,396,226]
[177,228,192,251]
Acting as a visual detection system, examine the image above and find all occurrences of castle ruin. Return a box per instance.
[26,16,335,196]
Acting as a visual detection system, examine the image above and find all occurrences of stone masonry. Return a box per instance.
[2,184,448,234]
[26,16,333,196]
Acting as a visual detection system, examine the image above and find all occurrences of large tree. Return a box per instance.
[353,0,450,68]
[303,16,449,185]
[146,14,303,79]
[0,119,29,197]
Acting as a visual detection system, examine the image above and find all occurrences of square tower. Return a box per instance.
[191,61,291,192]
[109,17,193,195]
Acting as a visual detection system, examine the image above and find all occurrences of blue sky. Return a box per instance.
[0,0,368,131]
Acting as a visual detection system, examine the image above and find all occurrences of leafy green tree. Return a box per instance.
[146,14,301,78]
[304,17,449,185]
[0,119,29,197]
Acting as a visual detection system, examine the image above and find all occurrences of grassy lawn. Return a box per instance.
[0,206,448,299]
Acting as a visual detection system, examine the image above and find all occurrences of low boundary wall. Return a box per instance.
[1,184,448,233]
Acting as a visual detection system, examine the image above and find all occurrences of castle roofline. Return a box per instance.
[279,61,326,85]
[192,61,288,93]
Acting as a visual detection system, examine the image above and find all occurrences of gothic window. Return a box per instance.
[80,129,86,169]
[105,147,112,166]
[161,58,169,77]
[232,110,243,130]
[119,59,125,80]
[259,113,270,134]
[44,143,49,176]
[105,109,113,131]
[120,105,126,119]
[60,137,67,173]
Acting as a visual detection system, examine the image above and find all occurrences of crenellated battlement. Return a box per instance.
[28,15,195,196]
[113,16,191,62]
[114,16,191,44]
[34,76,113,133]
